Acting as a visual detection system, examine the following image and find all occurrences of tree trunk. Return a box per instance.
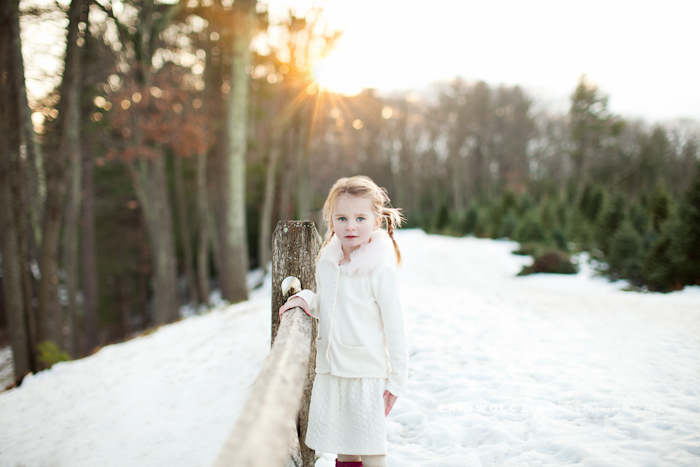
[137,218,150,329]
[295,118,311,221]
[210,123,227,291]
[173,155,199,305]
[0,0,33,381]
[449,151,464,212]
[15,0,46,257]
[62,139,82,358]
[114,274,130,339]
[37,0,86,350]
[0,149,32,384]
[208,208,223,281]
[279,134,297,221]
[37,165,66,347]
[221,0,255,303]
[196,152,210,307]
[129,157,179,326]
[81,144,98,355]
[150,155,179,325]
[259,128,283,273]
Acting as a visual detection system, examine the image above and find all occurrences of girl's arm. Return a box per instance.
[372,264,409,398]
[279,267,320,319]
[279,296,313,317]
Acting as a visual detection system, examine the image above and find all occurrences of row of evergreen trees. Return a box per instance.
[417,161,700,292]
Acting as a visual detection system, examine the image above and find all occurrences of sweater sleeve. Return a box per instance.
[291,267,320,320]
[372,264,409,398]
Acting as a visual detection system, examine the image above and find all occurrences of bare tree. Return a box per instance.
[220,0,256,303]
[0,0,35,381]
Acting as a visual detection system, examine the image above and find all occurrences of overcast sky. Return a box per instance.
[266,0,700,122]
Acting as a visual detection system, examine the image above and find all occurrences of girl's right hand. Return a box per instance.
[279,296,311,318]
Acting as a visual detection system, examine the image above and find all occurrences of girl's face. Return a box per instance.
[332,194,381,255]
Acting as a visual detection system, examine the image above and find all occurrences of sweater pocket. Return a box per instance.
[336,341,366,351]
[332,340,382,376]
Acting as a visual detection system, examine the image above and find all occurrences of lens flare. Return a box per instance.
[313,53,363,97]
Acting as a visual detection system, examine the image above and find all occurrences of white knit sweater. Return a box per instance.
[293,229,409,397]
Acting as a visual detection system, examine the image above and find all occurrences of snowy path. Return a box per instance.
[384,231,700,467]
[1,230,699,467]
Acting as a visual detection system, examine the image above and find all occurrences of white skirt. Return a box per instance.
[304,373,387,455]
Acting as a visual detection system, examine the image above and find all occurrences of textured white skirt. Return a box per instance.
[304,373,387,455]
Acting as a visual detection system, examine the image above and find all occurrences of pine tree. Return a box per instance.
[596,192,626,255]
[462,204,479,235]
[629,201,650,235]
[642,215,683,291]
[515,213,545,244]
[498,212,517,239]
[606,220,644,285]
[643,159,700,290]
[649,181,671,234]
[668,159,700,286]
[435,201,450,232]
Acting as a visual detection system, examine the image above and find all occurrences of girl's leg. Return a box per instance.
[361,454,387,467]
[337,454,362,462]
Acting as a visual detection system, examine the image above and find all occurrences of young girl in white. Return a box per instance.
[279,175,409,467]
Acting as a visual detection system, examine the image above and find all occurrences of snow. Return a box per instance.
[1,230,699,467]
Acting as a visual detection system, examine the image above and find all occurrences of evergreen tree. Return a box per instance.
[596,192,626,255]
[649,181,672,234]
[498,212,517,239]
[668,159,700,286]
[549,227,568,251]
[514,213,545,244]
[606,220,644,285]
[637,126,670,192]
[462,204,479,235]
[579,184,604,223]
[642,215,682,291]
[517,193,533,218]
[569,75,611,198]
[435,201,450,232]
[629,201,650,235]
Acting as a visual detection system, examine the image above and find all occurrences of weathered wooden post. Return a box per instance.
[272,221,320,467]
[213,221,320,467]
[271,221,320,342]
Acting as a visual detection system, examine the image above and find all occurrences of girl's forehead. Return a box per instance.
[333,194,374,213]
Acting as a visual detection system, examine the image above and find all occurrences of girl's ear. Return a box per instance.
[373,216,382,231]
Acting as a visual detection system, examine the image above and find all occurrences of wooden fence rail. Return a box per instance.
[214,221,320,467]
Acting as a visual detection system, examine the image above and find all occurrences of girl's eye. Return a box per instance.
[357,217,365,222]
[338,217,346,221]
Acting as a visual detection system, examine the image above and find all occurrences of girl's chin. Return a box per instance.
[341,236,369,247]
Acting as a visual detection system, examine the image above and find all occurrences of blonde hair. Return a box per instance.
[319,175,405,265]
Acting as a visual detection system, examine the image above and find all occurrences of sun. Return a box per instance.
[313,50,365,97]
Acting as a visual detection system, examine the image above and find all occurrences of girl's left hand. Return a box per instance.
[383,390,397,416]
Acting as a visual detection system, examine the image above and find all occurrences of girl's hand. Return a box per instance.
[383,390,397,416]
[279,296,311,317]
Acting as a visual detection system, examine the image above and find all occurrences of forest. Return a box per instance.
[1,0,699,386]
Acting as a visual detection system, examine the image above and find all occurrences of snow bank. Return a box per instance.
[0,298,271,467]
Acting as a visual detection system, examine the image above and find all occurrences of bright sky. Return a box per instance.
[266,0,700,122]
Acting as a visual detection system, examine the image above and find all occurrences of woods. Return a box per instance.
[1,0,699,388]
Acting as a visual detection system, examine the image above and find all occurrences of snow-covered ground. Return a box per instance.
[0,230,698,467]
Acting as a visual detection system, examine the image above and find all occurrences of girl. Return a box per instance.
[279,176,409,467]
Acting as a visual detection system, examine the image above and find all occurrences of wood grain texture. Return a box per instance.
[213,307,312,467]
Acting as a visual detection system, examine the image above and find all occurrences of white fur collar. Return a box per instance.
[320,229,395,275]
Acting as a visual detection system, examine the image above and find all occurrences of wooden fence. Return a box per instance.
[214,221,321,467]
